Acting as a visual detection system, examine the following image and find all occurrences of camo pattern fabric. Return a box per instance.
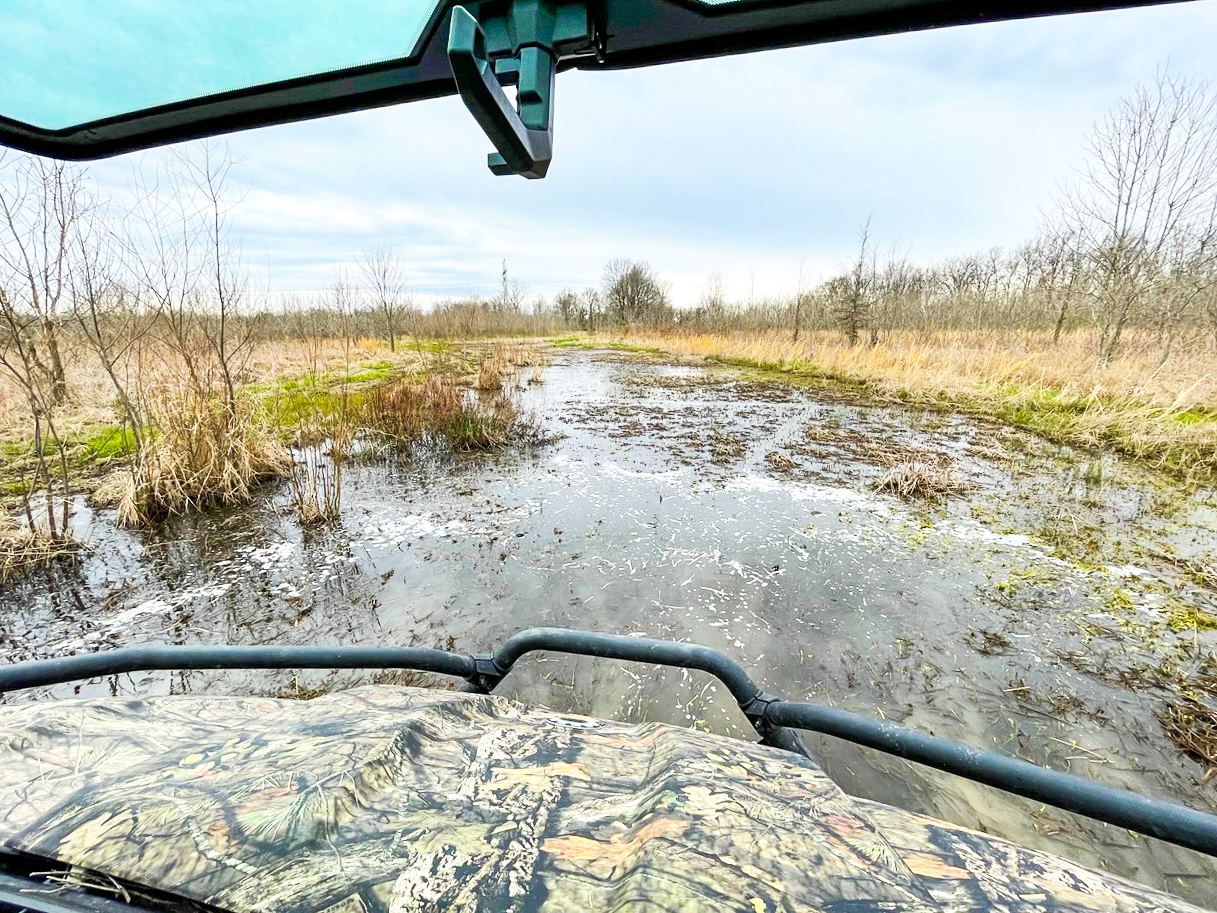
[0,686,1209,913]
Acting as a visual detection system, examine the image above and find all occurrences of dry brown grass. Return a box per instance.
[360,376,529,451]
[0,514,78,581]
[474,350,508,392]
[873,454,974,501]
[604,328,1217,481]
[94,393,291,526]
[1159,697,1217,780]
[288,443,346,528]
[0,337,424,446]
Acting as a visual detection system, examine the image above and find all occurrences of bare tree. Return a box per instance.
[698,273,727,329]
[579,287,601,331]
[602,259,670,325]
[0,156,84,406]
[789,260,813,342]
[0,155,91,541]
[358,244,412,351]
[69,197,150,450]
[833,221,876,345]
[1060,70,1217,361]
[554,288,580,326]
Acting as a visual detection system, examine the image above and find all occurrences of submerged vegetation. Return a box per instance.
[594,328,1217,484]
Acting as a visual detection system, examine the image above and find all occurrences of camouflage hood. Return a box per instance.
[0,686,1208,913]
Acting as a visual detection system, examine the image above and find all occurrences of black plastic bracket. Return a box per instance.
[464,653,508,693]
[447,1,596,178]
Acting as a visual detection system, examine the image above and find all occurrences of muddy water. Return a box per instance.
[3,349,1217,904]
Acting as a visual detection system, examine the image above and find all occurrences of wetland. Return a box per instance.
[2,346,1216,905]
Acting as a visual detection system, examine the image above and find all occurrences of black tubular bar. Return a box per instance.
[0,645,475,693]
[1,628,1215,856]
[764,702,1217,858]
[457,627,810,756]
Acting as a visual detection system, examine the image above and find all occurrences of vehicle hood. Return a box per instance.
[0,685,1207,913]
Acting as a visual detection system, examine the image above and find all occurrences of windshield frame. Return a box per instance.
[0,0,1187,160]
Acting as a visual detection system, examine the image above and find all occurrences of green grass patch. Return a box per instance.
[342,360,396,384]
[78,425,138,461]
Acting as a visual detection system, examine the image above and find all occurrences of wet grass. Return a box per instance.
[0,523,80,581]
[873,454,974,502]
[1159,698,1217,778]
[360,376,535,451]
[593,331,1217,486]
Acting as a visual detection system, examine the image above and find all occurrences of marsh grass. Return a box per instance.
[0,515,79,581]
[604,328,1217,482]
[1159,697,1217,779]
[287,434,349,528]
[872,453,974,501]
[95,393,291,526]
[0,336,550,561]
[474,351,508,392]
[361,376,533,451]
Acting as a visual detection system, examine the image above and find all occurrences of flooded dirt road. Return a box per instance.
[3,348,1216,903]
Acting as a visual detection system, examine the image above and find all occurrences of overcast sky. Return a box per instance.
[85,1,1217,308]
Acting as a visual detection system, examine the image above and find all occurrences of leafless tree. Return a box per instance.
[554,288,580,325]
[69,197,150,449]
[0,156,84,406]
[579,288,601,331]
[789,260,813,342]
[358,243,412,351]
[125,142,256,414]
[0,156,92,540]
[603,259,670,325]
[698,273,728,329]
[1060,70,1217,361]
[498,278,528,314]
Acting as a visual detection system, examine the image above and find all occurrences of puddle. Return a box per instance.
[1,350,1215,903]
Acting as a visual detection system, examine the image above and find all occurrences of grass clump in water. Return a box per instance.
[361,377,535,451]
[95,393,291,526]
[1159,697,1217,779]
[872,453,973,501]
[0,514,79,581]
[1167,601,1217,633]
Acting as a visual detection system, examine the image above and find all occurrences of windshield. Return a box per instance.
[0,0,442,129]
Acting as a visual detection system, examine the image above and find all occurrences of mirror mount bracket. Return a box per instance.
[448,1,596,179]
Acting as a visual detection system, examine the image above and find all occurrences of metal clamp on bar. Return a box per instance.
[447,1,595,178]
[464,653,509,693]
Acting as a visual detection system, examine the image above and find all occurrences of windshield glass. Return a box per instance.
[0,0,442,129]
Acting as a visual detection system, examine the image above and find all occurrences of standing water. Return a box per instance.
[2,349,1215,904]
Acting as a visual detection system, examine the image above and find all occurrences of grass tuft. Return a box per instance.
[873,454,973,501]
[1159,697,1217,779]
[95,393,291,526]
[0,514,79,581]
[360,376,536,451]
